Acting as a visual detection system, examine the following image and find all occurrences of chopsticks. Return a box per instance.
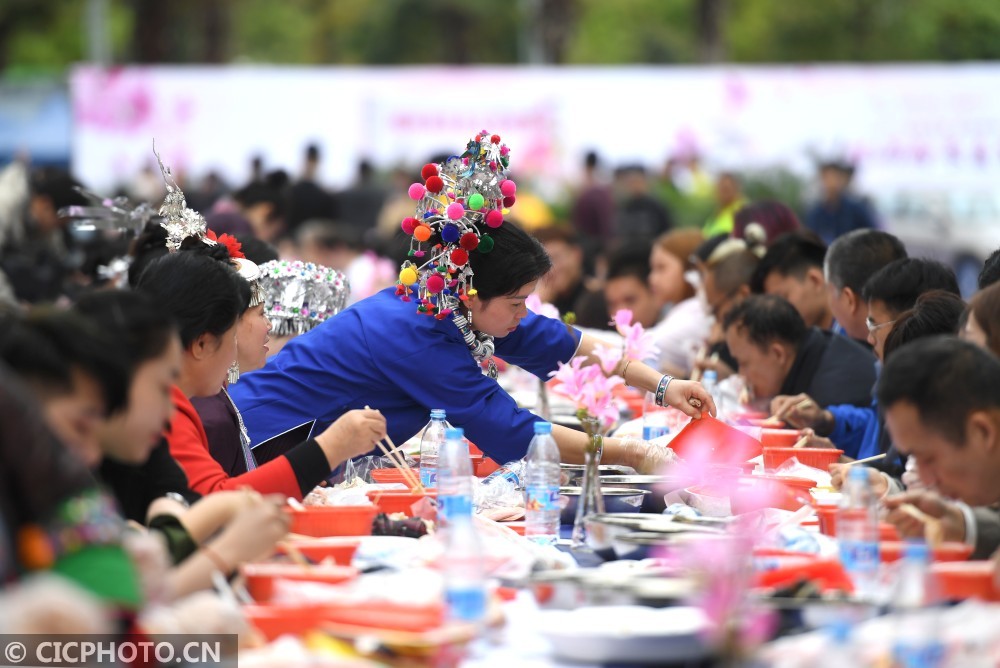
[898,503,944,547]
[762,398,815,426]
[844,453,888,467]
[792,435,811,449]
[365,405,424,492]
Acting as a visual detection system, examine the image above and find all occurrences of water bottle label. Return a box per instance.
[446,586,486,622]
[642,425,670,440]
[894,641,945,668]
[439,494,472,521]
[420,468,437,487]
[525,485,560,512]
[840,540,880,572]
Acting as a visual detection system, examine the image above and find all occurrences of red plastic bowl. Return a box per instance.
[763,447,843,471]
[931,561,1000,602]
[814,506,900,541]
[365,489,437,517]
[245,599,446,637]
[285,505,379,538]
[760,429,801,448]
[244,602,331,640]
[279,537,362,566]
[880,541,973,564]
[241,563,357,602]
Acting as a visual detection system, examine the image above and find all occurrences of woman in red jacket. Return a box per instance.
[136,250,384,499]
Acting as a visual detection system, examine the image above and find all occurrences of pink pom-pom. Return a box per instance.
[408,183,425,200]
[426,274,445,293]
[401,217,418,234]
[485,209,504,228]
[446,202,465,220]
[500,146,510,156]
[500,180,517,197]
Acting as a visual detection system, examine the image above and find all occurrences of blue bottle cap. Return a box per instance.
[533,421,552,435]
[445,427,464,440]
[430,409,447,419]
[848,466,870,482]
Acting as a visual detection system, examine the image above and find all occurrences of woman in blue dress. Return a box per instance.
[231,132,714,473]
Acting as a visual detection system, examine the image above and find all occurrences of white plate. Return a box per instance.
[537,605,710,663]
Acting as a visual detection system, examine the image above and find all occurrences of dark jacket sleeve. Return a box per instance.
[971,505,1000,560]
[99,439,201,524]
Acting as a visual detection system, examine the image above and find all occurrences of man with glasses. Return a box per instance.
[771,258,962,461]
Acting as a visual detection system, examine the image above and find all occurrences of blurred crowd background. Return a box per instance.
[3,0,1000,306]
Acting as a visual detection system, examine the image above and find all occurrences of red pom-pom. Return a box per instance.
[401,217,418,235]
[420,163,438,179]
[426,274,445,293]
[451,248,469,266]
[459,232,480,250]
[425,175,444,193]
[503,195,517,208]
[485,209,504,228]
[490,134,501,144]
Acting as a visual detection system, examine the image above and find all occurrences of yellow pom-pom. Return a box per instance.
[501,208,510,215]
[399,267,418,285]
[467,288,478,297]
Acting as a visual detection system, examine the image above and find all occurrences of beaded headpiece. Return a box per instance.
[152,142,263,307]
[395,130,517,319]
[259,260,350,336]
[395,130,517,379]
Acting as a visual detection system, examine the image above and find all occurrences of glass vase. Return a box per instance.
[571,415,606,549]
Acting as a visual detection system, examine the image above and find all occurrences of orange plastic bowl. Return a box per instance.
[370,468,421,487]
[760,429,801,448]
[365,489,437,517]
[931,561,1000,602]
[285,505,379,537]
[474,457,501,477]
[241,563,357,602]
[879,541,973,564]
[763,447,843,471]
[244,603,331,640]
[278,537,362,566]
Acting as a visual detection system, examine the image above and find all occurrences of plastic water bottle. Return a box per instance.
[891,542,945,668]
[524,421,561,545]
[443,516,486,624]
[701,369,721,415]
[837,466,881,599]
[419,409,450,488]
[437,427,473,529]
[642,391,671,440]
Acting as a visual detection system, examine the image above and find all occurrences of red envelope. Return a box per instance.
[668,415,763,465]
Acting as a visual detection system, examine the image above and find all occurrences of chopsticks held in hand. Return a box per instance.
[365,405,424,492]
[898,502,945,547]
[763,398,815,427]
[844,453,888,467]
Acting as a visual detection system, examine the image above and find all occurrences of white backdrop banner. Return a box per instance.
[70,64,1000,195]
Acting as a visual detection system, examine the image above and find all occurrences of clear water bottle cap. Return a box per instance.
[445,427,464,440]
[533,421,552,435]
[430,409,447,420]
[703,369,718,381]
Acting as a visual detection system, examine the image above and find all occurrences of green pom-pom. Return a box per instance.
[478,235,495,253]
[500,156,510,168]
[468,193,485,210]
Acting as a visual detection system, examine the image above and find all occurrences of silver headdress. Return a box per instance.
[152,141,264,306]
[153,141,211,252]
[258,260,350,336]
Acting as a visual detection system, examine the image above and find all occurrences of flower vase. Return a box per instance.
[537,378,551,421]
[571,415,606,549]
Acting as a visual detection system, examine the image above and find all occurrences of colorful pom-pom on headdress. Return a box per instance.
[396,130,517,318]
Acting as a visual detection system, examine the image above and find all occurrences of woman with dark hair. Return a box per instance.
[136,251,384,499]
[231,133,715,472]
[964,281,1000,356]
[648,229,711,377]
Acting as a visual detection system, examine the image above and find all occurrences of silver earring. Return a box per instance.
[227,361,240,385]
